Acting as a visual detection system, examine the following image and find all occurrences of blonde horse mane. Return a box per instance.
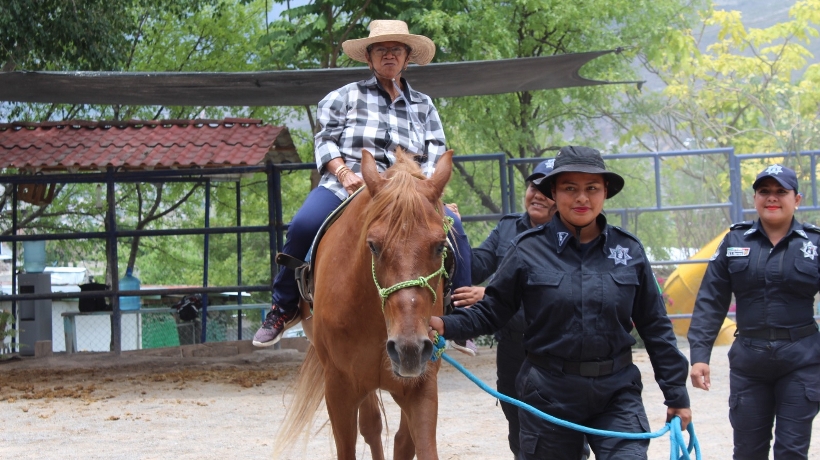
[359,149,444,251]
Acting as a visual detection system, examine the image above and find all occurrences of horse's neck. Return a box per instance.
[334,193,372,265]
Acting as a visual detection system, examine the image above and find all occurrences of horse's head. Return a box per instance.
[360,148,453,378]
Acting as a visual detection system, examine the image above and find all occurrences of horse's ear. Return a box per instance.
[424,150,453,200]
[361,149,387,196]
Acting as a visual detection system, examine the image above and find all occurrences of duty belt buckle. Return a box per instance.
[768,329,778,341]
[579,362,601,377]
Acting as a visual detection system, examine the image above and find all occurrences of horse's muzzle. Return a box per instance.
[386,337,434,378]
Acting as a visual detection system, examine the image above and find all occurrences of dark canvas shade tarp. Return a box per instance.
[0,50,637,107]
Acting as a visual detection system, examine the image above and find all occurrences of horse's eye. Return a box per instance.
[436,243,446,255]
[368,241,379,255]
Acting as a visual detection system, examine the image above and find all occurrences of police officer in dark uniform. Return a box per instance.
[430,146,692,460]
[451,159,558,458]
[689,164,820,460]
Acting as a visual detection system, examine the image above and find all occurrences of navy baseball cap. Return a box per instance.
[525,158,555,183]
[752,164,798,192]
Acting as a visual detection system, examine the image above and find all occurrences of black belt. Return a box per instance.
[526,350,633,377]
[735,323,819,341]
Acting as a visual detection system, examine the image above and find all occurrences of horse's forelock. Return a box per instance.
[360,159,443,253]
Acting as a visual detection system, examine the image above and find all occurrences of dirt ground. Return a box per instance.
[0,341,818,459]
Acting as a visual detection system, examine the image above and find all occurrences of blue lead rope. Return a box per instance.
[431,334,701,460]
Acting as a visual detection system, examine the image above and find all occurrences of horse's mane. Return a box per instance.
[360,150,444,252]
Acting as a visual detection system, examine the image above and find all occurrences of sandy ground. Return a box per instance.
[0,342,818,459]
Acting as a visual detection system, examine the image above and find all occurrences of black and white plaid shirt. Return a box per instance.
[315,75,447,200]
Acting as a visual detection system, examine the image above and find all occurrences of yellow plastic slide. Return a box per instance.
[662,230,737,346]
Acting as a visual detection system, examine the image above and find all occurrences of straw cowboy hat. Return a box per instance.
[533,146,625,199]
[342,20,436,65]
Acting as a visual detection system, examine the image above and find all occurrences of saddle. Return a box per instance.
[275,188,457,309]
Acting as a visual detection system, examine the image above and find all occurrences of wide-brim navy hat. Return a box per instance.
[533,146,624,200]
[752,164,798,192]
[525,158,555,183]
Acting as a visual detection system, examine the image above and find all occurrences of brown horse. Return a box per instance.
[273,148,453,459]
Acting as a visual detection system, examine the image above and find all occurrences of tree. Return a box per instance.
[0,0,217,72]
[607,0,820,249]
[0,1,293,293]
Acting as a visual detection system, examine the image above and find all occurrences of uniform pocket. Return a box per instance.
[519,429,540,456]
[805,385,820,403]
[727,258,751,288]
[729,393,739,410]
[792,259,820,291]
[604,270,640,321]
[527,270,563,286]
[610,270,639,286]
[727,258,750,273]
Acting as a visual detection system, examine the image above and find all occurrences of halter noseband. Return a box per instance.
[371,216,453,311]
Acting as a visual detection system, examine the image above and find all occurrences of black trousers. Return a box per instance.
[728,333,820,459]
[496,334,527,456]
[515,359,650,460]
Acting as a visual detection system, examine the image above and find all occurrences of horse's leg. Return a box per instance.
[358,391,385,460]
[394,412,416,460]
[391,381,440,460]
[324,370,365,460]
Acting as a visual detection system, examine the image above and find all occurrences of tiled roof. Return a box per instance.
[0,118,300,171]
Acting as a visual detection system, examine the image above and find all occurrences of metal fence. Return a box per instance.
[3,146,820,354]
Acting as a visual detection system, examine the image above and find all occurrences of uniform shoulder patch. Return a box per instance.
[512,224,543,245]
[499,212,524,221]
[610,225,640,243]
[730,221,753,230]
[802,223,820,234]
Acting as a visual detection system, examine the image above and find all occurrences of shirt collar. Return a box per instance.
[364,75,421,103]
[550,212,609,253]
[747,218,805,240]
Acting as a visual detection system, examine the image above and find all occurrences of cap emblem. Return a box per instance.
[765,164,784,175]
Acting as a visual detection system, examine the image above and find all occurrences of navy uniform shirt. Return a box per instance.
[442,213,690,408]
[471,212,532,338]
[689,218,820,365]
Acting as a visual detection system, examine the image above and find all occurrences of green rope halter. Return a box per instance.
[371,216,454,311]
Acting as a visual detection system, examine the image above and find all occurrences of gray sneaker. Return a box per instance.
[252,306,298,347]
[451,339,477,356]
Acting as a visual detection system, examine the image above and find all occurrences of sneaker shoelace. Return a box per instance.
[271,310,292,329]
[262,309,282,329]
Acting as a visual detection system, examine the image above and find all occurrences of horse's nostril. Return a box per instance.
[421,339,433,361]
[386,339,400,364]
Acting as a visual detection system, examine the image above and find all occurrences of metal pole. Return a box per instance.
[10,183,18,352]
[654,155,662,209]
[811,153,817,208]
[107,168,121,354]
[266,162,280,301]
[236,180,243,340]
[499,155,509,215]
[201,179,211,344]
[729,148,743,222]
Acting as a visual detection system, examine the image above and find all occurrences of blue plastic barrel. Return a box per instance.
[119,267,141,311]
[22,240,46,273]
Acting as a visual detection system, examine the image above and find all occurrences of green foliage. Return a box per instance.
[260,0,467,69]
[6,0,820,298]
[419,0,703,209]
[0,0,217,72]
[620,0,820,154]
[608,0,820,248]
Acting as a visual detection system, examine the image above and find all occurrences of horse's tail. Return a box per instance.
[272,344,326,459]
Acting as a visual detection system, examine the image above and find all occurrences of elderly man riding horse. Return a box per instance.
[252,19,472,348]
